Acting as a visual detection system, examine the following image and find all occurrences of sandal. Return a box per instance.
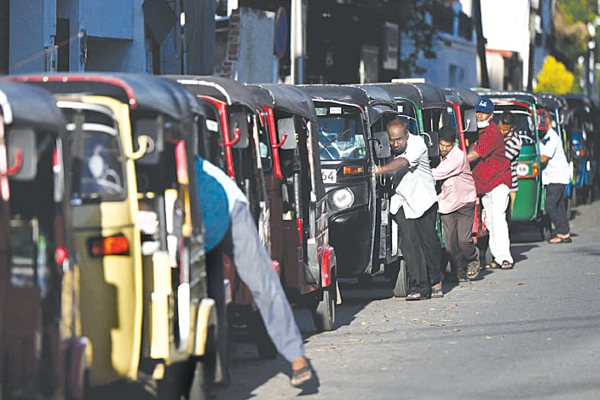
[548,236,572,244]
[290,365,312,387]
[406,292,426,301]
[431,288,443,298]
[484,261,499,269]
[466,261,481,280]
[501,261,514,270]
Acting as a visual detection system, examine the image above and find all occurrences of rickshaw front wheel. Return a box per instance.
[312,275,337,332]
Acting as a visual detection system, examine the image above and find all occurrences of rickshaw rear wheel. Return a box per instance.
[312,274,336,332]
[392,259,408,298]
[251,311,277,360]
[540,216,552,241]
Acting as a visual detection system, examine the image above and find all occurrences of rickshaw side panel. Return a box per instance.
[328,205,372,277]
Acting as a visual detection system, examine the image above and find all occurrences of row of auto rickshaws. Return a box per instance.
[1,74,596,400]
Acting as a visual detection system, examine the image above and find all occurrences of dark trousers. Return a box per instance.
[545,183,570,235]
[440,202,478,276]
[393,203,443,297]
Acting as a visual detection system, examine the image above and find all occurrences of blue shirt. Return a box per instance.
[194,156,248,252]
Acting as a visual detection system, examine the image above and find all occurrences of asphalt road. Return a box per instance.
[211,200,600,400]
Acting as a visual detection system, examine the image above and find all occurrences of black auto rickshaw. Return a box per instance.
[246,83,338,331]
[168,75,283,369]
[0,81,89,400]
[564,94,597,205]
[11,73,216,399]
[300,84,399,288]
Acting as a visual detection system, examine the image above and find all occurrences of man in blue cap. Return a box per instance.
[467,97,514,270]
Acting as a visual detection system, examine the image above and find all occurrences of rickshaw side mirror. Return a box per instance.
[276,117,298,150]
[229,111,250,149]
[373,131,391,159]
[423,131,440,158]
[133,118,162,165]
[464,109,478,133]
[537,109,549,130]
[7,127,37,181]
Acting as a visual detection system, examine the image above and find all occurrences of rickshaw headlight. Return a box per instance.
[516,164,529,177]
[331,188,355,210]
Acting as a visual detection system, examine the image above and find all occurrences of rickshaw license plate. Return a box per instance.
[322,169,337,184]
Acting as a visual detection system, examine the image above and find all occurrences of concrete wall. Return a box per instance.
[401,34,478,88]
[481,0,530,88]
[236,7,276,83]
[9,0,53,73]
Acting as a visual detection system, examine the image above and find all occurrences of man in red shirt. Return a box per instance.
[467,97,514,269]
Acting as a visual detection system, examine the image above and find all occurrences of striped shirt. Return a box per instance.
[504,133,522,192]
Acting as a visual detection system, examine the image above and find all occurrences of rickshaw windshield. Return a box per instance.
[422,107,451,133]
[71,124,126,202]
[493,109,536,146]
[395,100,419,133]
[315,107,366,161]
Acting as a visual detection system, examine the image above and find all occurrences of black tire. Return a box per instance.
[540,217,552,241]
[392,259,408,298]
[252,312,277,360]
[312,275,336,332]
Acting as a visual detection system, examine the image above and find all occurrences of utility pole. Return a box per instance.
[290,0,304,84]
[472,0,489,88]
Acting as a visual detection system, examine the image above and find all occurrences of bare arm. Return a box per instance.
[467,150,480,163]
[374,157,409,176]
[540,155,550,166]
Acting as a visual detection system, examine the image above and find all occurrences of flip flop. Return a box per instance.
[501,261,514,270]
[290,365,312,387]
[548,236,572,243]
[467,261,481,280]
[484,261,499,269]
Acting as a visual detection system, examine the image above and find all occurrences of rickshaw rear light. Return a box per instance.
[89,234,130,257]
[297,219,303,244]
[343,166,364,175]
[531,163,539,177]
[55,246,68,265]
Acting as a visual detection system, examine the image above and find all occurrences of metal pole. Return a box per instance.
[290,0,304,84]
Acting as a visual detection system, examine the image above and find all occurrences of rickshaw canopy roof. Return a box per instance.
[247,83,318,122]
[367,82,448,109]
[168,75,259,111]
[300,84,396,123]
[7,73,206,121]
[0,81,66,131]
[443,87,480,108]
[476,91,543,108]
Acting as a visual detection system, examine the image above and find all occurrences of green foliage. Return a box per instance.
[558,0,597,23]
[534,55,576,94]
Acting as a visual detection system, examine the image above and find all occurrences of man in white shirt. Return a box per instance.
[374,119,443,300]
[540,112,572,243]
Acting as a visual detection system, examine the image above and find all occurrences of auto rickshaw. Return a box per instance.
[299,84,399,289]
[480,91,552,240]
[246,83,338,332]
[11,73,217,399]
[367,82,451,163]
[167,76,280,365]
[564,94,597,205]
[0,81,89,400]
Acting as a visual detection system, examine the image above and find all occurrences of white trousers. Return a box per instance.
[481,184,513,264]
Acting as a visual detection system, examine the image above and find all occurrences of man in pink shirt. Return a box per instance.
[432,127,480,281]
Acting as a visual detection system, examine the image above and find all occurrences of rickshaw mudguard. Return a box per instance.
[75,223,143,386]
[191,297,217,357]
[328,206,372,277]
[141,251,173,361]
